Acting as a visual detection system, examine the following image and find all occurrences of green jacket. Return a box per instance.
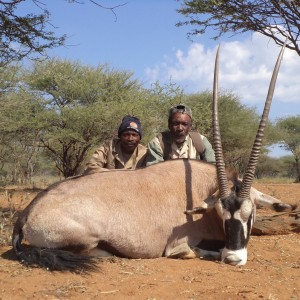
[146,132,215,166]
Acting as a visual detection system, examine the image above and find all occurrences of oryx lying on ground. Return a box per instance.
[12,44,295,272]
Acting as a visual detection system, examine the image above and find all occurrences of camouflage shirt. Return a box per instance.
[84,138,147,174]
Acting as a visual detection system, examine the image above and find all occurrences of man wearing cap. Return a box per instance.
[84,115,147,174]
[146,104,215,166]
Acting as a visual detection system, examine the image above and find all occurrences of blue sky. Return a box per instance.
[20,0,300,156]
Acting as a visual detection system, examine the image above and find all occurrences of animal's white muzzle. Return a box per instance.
[221,248,247,266]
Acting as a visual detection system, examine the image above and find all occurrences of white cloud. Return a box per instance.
[144,33,300,106]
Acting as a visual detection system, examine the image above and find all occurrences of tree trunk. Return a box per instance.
[295,156,300,183]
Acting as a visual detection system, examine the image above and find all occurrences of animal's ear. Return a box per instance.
[184,206,208,215]
[186,192,223,215]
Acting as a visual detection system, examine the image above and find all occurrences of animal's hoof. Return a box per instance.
[273,203,297,212]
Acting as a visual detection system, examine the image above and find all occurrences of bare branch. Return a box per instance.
[0,0,128,64]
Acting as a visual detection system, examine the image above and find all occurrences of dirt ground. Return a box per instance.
[0,183,299,300]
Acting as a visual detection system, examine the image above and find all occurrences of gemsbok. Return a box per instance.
[12,44,295,272]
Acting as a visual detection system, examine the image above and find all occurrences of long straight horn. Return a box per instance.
[213,45,230,198]
[239,42,287,199]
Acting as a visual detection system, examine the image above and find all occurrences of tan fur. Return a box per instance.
[14,159,293,259]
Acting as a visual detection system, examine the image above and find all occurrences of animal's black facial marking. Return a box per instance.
[224,218,246,250]
[220,193,254,250]
[221,193,242,216]
[225,209,253,250]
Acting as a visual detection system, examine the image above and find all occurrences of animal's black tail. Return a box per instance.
[12,222,98,273]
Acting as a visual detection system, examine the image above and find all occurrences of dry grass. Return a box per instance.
[53,281,88,297]
[0,191,18,246]
[0,190,30,246]
[254,177,295,184]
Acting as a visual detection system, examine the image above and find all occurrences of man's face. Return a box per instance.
[120,130,141,154]
[168,113,192,146]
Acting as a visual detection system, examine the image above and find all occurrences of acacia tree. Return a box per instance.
[177,0,300,56]
[0,89,44,184]
[0,0,66,64]
[275,115,300,182]
[24,59,145,178]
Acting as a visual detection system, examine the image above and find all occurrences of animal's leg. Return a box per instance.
[84,248,113,257]
[167,243,222,260]
[192,247,221,260]
[80,241,115,257]
[251,188,297,212]
[167,243,197,259]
